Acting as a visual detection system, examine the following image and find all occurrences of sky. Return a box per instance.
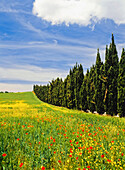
[1,0,125,92]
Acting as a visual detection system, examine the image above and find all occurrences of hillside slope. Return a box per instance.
[0,92,125,169]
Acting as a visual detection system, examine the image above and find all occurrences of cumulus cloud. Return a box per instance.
[33,0,125,26]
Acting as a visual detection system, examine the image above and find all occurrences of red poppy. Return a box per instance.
[53,139,55,142]
[69,155,72,157]
[83,168,86,170]
[19,163,23,167]
[26,133,28,135]
[41,167,45,170]
[76,157,78,160]
[121,153,124,156]
[2,153,7,157]
[58,160,61,163]
[53,151,56,154]
[76,142,79,144]
[107,159,111,162]
[101,154,104,158]
[17,138,19,141]
[69,140,72,143]
[78,147,82,149]
[87,166,91,168]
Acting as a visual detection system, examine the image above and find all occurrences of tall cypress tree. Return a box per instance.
[104,34,119,116]
[95,49,104,114]
[118,48,125,117]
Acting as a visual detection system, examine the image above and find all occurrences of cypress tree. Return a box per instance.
[118,48,125,117]
[104,34,119,116]
[79,76,88,111]
[95,49,104,114]
[89,65,96,112]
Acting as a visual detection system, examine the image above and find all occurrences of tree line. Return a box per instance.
[33,34,125,117]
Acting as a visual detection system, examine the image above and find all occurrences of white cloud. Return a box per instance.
[33,0,125,26]
[0,65,68,83]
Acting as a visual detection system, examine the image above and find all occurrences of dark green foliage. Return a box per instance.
[104,34,119,116]
[95,49,104,114]
[33,34,124,117]
[118,48,125,117]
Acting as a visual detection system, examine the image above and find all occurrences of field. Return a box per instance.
[0,92,125,170]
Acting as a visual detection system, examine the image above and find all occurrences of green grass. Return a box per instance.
[0,92,125,170]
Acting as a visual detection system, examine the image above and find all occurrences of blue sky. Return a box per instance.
[1,0,125,92]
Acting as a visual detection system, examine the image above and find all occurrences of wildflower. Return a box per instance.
[107,159,111,162]
[58,160,61,163]
[69,140,72,143]
[69,155,72,157]
[53,151,56,154]
[26,133,28,135]
[76,142,79,144]
[76,157,78,160]
[53,139,55,142]
[121,153,124,156]
[101,154,104,158]
[19,163,23,167]
[87,166,91,168]
[2,153,7,157]
[41,166,45,170]
[17,138,19,141]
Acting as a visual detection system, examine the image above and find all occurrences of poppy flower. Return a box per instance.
[2,153,7,157]
[41,167,45,170]
[17,138,19,141]
[69,155,72,157]
[58,160,61,163]
[107,159,111,162]
[87,166,91,168]
[19,163,23,167]
[101,154,104,158]
[121,153,124,156]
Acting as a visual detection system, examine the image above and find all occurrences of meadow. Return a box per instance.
[0,92,125,170]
